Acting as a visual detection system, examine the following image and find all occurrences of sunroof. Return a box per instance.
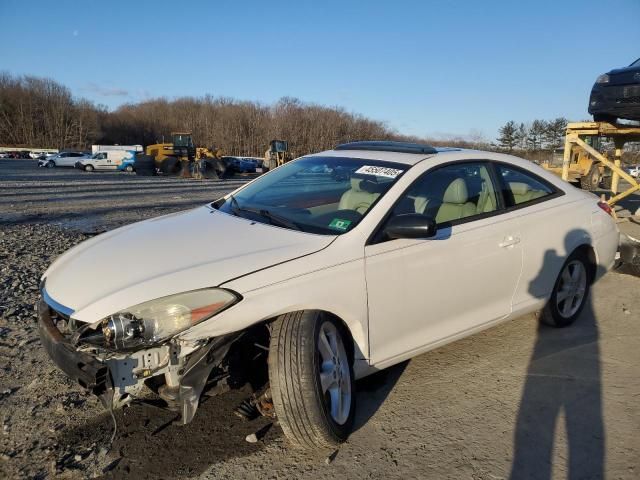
[335,141,438,155]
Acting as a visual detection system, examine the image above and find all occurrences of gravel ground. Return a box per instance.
[0,159,639,479]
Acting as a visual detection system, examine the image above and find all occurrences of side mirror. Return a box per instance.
[384,213,437,240]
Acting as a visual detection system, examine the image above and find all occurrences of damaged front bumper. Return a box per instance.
[37,298,240,424]
[37,298,109,392]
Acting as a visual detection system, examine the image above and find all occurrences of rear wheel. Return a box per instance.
[124,164,134,173]
[84,164,94,172]
[580,165,601,191]
[269,311,355,450]
[593,114,617,124]
[538,250,592,327]
[46,161,55,168]
[160,157,182,175]
[134,154,155,176]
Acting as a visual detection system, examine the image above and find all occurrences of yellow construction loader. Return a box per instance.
[144,132,196,176]
[263,139,291,172]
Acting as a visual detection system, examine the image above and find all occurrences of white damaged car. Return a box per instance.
[38,141,619,449]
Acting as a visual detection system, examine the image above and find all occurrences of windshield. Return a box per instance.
[215,156,408,235]
[173,134,193,147]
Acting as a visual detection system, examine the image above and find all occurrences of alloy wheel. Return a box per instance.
[556,260,587,318]
[317,321,351,425]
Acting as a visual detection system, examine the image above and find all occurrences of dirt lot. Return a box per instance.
[1,159,639,479]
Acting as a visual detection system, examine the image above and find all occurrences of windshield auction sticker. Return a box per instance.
[355,165,403,178]
[329,218,352,231]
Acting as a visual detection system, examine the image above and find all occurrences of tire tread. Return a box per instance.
[269,311,348,450]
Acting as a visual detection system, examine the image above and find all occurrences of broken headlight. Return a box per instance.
[101,288,240,349]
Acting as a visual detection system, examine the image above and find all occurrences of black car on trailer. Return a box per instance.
[589,57,640,123]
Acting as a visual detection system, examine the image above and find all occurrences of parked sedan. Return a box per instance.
[37,141,618,450]
[589,57,640,122]
[38,151,90,168]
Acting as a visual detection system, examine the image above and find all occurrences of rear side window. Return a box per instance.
[495,164,555,207]
[390,162,499,226]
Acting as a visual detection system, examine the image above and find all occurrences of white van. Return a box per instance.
[76,150,136,172]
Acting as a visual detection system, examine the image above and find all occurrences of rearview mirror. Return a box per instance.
[384,214,437,240]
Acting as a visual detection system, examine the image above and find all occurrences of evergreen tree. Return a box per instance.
[543,117,568,149]
[497,121,518,152]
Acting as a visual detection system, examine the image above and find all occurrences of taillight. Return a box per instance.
[597,201,613,216]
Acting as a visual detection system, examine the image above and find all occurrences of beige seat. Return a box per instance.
[475,181,497,214]
[509,182,546,204]
[339,178,381,214]
[434,178,477,223]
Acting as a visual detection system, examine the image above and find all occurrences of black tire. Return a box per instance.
[134,154,155,176]
[538,249,593,328]
[601,174,612,190]
[580,165,601,191]
[46,161,55,168]
[269,311,355,450]
[593,114,616,124]
[268,157,278,171]
[84,164,94,172]
[124,164,134,173]
[160,157,182,175]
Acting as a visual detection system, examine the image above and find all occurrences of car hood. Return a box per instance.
[43,206,335,322]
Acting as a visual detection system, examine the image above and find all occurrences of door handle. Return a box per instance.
[499,236,521,248]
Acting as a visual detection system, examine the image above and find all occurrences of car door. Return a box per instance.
[64,152,82,167]
[492,163,576,308]
[55,152,71,166]
[365,161,523,366]
[93,152,109,170]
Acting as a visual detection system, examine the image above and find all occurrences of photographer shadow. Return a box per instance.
[511,231,606,479]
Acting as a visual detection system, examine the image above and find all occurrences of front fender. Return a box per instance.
[179,258,369,363]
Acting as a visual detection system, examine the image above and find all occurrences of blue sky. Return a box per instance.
[1,0,639,141]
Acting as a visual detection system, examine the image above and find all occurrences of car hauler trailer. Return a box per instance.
[549,121,640,274]
[554,121,640,205]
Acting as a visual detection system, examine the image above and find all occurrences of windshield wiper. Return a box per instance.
[228,194,302,231]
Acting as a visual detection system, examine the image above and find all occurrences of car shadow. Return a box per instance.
[352,360,409,432]
[56,388,279,479]
[510,230,605,479]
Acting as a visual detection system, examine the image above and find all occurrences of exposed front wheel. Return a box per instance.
[124,164,134,172]
[84,164,94,172]
[538,250,592,327]
[46,161,55,168]
[269,311,355,450]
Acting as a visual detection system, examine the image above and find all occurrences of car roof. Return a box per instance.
[307,145,568,187]
[309,145,467,166]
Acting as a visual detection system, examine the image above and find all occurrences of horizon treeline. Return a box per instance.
[0,72,426,156]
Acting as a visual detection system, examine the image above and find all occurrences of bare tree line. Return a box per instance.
[1,73,413,156]
[0,73,103,149]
